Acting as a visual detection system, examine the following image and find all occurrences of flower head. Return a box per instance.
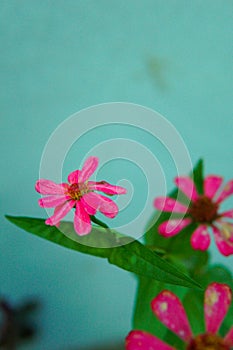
[154,175,233,256]
[35,156,127,235]
[126,282,233,350]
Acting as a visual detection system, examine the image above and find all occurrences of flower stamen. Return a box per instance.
[189,196,219,224]
[186,333,230,350]
[67,183,89,200]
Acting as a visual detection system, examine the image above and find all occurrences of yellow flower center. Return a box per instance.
[67,183,89,200]
[188,196,219,224]
[186,333,230,350]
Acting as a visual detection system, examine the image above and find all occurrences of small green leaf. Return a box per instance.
[133,279,167,335]
[182,289,204,335]
[6,216,201,289]
[192,158,204,195]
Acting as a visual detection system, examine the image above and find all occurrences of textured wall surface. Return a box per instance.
[1,1,232,349]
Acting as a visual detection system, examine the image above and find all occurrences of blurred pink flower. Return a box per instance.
[154,175,233,256]
[35,156,126,235]
[126,282,233,350]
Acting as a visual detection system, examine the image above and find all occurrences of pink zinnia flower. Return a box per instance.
[154,175,233,256]
[35,156,127,236]
[126,282,233,350]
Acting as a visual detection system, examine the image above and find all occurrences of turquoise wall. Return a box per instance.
[1,1,232,349]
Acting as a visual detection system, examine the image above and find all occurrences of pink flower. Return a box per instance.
[35,156,127,236]
[126,282,233,350]
[154,175,233,256]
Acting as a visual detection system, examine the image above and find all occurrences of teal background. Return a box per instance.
[1,1,233,349]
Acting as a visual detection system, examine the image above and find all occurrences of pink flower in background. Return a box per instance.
[154,175,233,256]
[35,156,127,236]
[126,282,233,350]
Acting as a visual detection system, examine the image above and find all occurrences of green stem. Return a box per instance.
[90,215,110,230]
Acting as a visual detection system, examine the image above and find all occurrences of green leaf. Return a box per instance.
[6,215,111,258]
[109,239,202,288]
[6,216,201,289]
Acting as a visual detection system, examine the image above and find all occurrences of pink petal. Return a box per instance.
[174,176,198,201]
[78,156,99,183]
[151,290,192,342]
[80,197,97,216]
[94,194,119,219]
[216,180,233,203]
[221,209,233,218]
[224,327,233,346]
[204,282,232,334]
[88,181,127,195]
[38,195,69,208]
[45,200,75,226]
[154,197,188,213]
[217,222,233,243]
[204,175,223,199]
[74,201,92,235]
[158,218,192,237]
[68,170,80,184]
[52,204,64,228]
[221,222,233,243]
[82,192,118,218]
[125,331,176,350]
[190,225,211,251]
[212,225,233,256]
[35,179,65,195]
